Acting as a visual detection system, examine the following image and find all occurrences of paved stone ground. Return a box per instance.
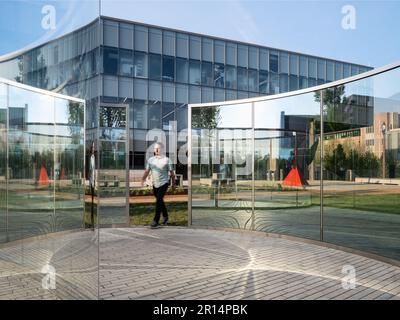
[192,206,400,261]
[0,230,98,300]
[1,227,400,299]
[100,227,400,300]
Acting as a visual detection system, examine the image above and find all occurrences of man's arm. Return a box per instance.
[141,169,150,187]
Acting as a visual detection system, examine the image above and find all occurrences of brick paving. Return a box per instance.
[1,227,400,300]
[100,227,400,300]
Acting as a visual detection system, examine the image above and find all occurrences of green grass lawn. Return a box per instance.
[312,192,400,215]
[130,202,188,226]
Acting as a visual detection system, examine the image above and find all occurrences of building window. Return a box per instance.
[289,54,298,75]
[135,25,148,52]
[149,53,162,80]
[335,63,343,80]
[280,74,288,93]
[201,61,213,86]
[202,38,213,62]
[190,36,201,60]
[148,100,161,129]
[189,60,201,85]
[279,53,288,74]
[289,75,298,91]
[103,47,118,75]
[343,64,351,78]
[225,65,237,90]
[299,76,308,89]
[119,49,133,76]
[163,31,175,56]
[162,56,174,82]
[162,102,175,117]
[237,45,248,68]
[133,100,148,129]
[317,59,326,81]
[176,58,189,83]
[248,69,258,92]
[351,65,359,76]
[327,61,334,81]
[133,51,148,78]
[259,70,268,94]
[308,58,316,79]
[237,67,248,91]
[214,63,224,88]
[226,43,237,66]
[299,56,307,77]
[214,40,225,64]
[269,53,278,73]
[149,28,162,54]
[177,33,189,58]
[249,47,258,69]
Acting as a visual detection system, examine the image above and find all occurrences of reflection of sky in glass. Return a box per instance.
[9,86,54,123]
[0,0,99,56]
[55,98,75,124]
[218,103,252,128]
[255,92,319,129]
[338,68,400,114]
[0,83,6,108]
[8,86,83,125]
[372,68,400,100]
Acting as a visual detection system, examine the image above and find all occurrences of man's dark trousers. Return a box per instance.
[153,183,169,223]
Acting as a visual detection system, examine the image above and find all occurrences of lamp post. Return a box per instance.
[381,122,386,179]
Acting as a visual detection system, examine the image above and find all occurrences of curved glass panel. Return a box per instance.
[191,103,253,229]
[254,93,321,240]
[0,80,97,299]
[322,68,400,260]
[190,64,400,262]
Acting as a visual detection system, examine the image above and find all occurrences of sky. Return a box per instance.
[0,0,399,68]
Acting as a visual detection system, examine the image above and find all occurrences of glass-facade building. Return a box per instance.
[0,16,372,175]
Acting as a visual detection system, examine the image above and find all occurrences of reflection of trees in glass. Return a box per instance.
[191,107,221,129]
[99,107,126,140]
[314,85,357,133]
[100,107,126,128]
[192,107,221,178]
[67,101,84,143]
[324,143,381,179]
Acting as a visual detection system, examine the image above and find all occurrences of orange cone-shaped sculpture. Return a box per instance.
[38,164,50,186]
[282,166,308,187]
[60,167,66,180]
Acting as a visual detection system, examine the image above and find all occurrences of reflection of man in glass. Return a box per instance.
[141,142,175,228]
[89,142,96,230]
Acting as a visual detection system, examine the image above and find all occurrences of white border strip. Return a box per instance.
[0,77,85,103]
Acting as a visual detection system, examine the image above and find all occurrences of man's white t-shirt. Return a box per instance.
[146,155,173,188]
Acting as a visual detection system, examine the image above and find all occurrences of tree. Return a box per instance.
[324,144,347,180]
[191,107,221,130]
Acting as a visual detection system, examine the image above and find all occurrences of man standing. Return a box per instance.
[141,142,175,228]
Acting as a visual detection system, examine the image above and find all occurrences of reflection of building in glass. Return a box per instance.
[0,77,85,242]
[0,16,372,173]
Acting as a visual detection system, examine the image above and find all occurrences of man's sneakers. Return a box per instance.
[150,219,168,228]
[150,220,160,228]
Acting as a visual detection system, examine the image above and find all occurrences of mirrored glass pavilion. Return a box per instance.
[0,77,98,299]
[189,60,400,263]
